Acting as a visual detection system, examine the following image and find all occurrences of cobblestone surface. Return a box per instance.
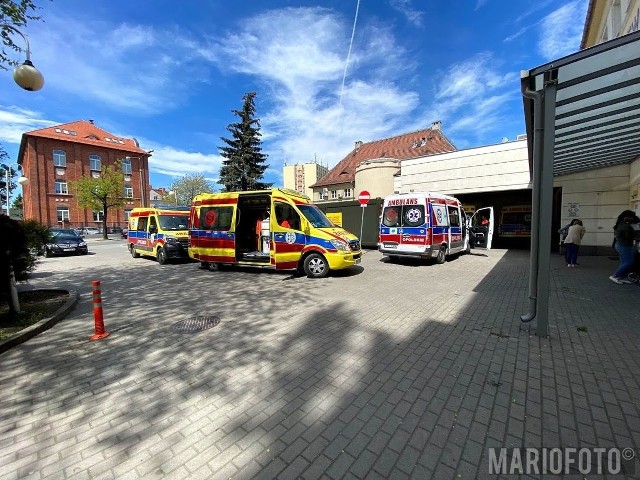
[1,242,638,479]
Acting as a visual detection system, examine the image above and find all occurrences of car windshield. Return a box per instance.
[158,215,189,231]
[297,205,334,228]
[51,229,77,236]
[55,234,80,241]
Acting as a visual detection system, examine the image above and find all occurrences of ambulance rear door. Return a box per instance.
[196,200,237,263]
[469,207,494,249]
[272,200,305,270]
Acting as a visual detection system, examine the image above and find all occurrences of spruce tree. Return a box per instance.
[218,92,272,192]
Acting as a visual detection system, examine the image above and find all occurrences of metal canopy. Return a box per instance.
[520,30,640,337]
[522,30,640,176]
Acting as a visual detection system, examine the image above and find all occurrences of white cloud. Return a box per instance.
[26,15,205,115]
[475,0,489,11]
[0,106,56,145]
[422,53,522,144]
[202,7,420,169]
[142,142,223,179]
[538,1,588,60]
[389,0,425,27]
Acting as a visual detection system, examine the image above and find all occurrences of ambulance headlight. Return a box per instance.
[165,236,178,244]
[330,239,350,251]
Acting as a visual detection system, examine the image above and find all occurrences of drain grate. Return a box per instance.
[171,315,221,334]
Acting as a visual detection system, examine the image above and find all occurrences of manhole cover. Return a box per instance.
[171,316,221,333]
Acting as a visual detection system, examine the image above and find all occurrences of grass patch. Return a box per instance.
[0,291,69,341]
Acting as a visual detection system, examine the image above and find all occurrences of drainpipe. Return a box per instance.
[520,79,543,323]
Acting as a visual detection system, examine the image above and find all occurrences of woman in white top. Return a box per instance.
[564,219,586,267]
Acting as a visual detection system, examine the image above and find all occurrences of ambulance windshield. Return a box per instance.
[298,205,334,228]
[159,214,189,231]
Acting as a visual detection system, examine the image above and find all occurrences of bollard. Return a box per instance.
[90,280,110,340]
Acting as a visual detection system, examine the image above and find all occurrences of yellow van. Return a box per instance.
[128,206,190,264]
[188,189,362,278]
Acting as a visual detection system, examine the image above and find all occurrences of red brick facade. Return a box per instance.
[17,120,151,229]
[18,120,150,231]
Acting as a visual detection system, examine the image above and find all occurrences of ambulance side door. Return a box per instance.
[272,200,304,269]
[148,215,159,253]
[199,204,237,262]
[469,207,494,249]
[134,216,149,252]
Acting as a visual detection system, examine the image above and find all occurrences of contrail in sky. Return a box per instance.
[339,0,361,109]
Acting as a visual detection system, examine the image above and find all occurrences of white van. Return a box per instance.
[378,192,493,263]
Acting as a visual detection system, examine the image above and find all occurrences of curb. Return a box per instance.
[0,289,80,355]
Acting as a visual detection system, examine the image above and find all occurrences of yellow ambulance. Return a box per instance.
[188,189,362,278]
[128,206,190,264]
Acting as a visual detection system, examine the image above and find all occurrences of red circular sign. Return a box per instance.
[358,190,370,205]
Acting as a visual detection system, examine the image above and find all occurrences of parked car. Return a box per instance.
[44,232,88,257]
[108,226,124,234]
[120,228,128,239]
[79,227,101,235]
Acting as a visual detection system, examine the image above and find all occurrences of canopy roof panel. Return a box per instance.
[522,30,640,176]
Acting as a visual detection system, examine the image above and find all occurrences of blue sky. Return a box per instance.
[0,0,588,190]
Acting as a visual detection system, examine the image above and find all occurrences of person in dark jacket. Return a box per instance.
[610,210,640,284]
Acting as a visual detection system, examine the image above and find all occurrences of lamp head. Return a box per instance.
[17,176,29,186]
[13,60,44,91]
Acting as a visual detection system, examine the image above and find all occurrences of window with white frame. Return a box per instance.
[56,206,69,222]
[89,154,101,171]
[330,190,338,199]
[124,209,132,221]
[124,184,133,198]
[122,158,132,175]
[93,210,104,222]
[54,180,68,194]
[53,150,66,167]
[344,188,352,198]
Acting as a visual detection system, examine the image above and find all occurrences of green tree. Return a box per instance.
[10,192,22,217]
[1,0,43,70]
[165,173,214,206]
[0,215,44,315]
[218,92,272,192]
[70,162,126,239]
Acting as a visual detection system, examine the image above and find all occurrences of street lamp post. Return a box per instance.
[3,163,29,217]
[0,24,45,91]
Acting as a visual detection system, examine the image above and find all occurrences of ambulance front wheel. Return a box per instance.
[157,247,167,265]
[436,247,446,264]
[303,253,329,279]
[130,244,140,258]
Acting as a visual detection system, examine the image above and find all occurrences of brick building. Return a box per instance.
[17,120,151,229]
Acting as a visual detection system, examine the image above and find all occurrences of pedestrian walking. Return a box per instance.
[564,219,585,267]
[609,210,640,284]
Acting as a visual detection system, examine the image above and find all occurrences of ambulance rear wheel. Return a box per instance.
[130,245,140,258]
[157,247,167,265]
[303,253,329,279]
[436,247,446,264]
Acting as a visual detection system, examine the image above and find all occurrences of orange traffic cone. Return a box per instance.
[90,280,109,340]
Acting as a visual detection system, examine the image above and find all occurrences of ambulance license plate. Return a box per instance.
[383,242,397,248]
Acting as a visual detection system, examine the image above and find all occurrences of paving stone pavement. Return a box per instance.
[1,244,639,479]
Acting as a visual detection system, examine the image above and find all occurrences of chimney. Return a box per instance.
[89,119,94,125]
[431,120,441,131]
[355,140,363,151]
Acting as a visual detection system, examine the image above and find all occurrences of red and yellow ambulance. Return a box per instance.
[188,189,362,278]
[128,206,190,264]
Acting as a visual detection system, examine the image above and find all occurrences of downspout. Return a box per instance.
[520,79,543,323]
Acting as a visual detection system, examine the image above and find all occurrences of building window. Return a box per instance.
[54,180,68,194]
[89,154,101,171]
[330,190,338,199]
[122,158,132,175]
[56,206,69,222]
[344,188,352,198]
[124,185,133,198]
[93,210,104,222]
[53,150,66,167]
[124,209,132,221]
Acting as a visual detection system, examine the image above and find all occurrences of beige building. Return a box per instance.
[581,0,640,46]
[282,162,329,199]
